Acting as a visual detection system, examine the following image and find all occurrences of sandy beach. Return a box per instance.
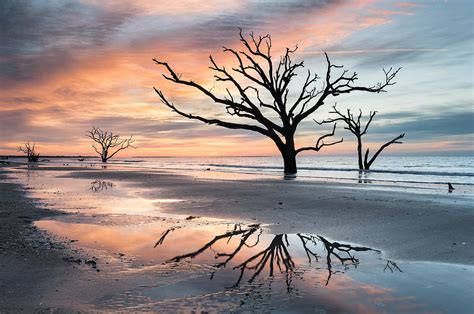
[0,163,473,312]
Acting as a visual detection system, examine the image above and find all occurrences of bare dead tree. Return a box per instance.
[153,30,400,173]
[17,142,40,162]
[317,105,405,170]
[86,127,136,162]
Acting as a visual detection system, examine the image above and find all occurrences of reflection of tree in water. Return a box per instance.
[155,224,400,289]
[298,233,375,285]
[358,171,373,184]
[24,163,39,182]
[89,180,114,192]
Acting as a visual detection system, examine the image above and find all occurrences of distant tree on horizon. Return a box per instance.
[153,30,400,174]
[86,127,136,163]
[17,142,40,162]
[316,105,405,170]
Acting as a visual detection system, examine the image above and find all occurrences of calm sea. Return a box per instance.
[20,155,472,188]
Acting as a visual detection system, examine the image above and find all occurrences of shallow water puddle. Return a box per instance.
[7,167,187,218]
[35,219,473,313]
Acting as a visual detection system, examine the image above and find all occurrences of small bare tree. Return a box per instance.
[17,142,40,162]
[317,105,405,170]
[153,30,400,174]
[86,127,135,162]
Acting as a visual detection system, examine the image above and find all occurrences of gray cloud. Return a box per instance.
[118,0,342,52]
[362,111,474,142]
[0,0,134,85]
[0,0,134,55]
[322,1,473,69]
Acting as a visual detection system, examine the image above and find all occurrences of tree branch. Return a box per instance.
[295,123,343,155]
[154,87,274,137]
[364,133,405,169]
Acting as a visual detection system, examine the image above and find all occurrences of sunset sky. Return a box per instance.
[1,0,472,157]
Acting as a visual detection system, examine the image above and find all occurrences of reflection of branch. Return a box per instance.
[297,234,320,263]
[384,260,402,273]
[89,180,114,192]
[318,235,376,285]
[154,227,180,248]
[163,224,261,263]
[232,234,295,288]
[215,228,263,268]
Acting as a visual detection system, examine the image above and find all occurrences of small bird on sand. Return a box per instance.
[448,183,455,192]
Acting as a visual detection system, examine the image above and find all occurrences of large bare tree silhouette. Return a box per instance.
[153,30,400,173]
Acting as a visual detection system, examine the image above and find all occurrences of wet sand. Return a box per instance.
[0,169,84,310]
[1,165,473,311]
[63,166,474,264]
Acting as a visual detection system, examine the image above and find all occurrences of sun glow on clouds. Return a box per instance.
[0,0,472,156]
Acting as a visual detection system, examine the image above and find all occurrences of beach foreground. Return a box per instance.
[0,164,473,312]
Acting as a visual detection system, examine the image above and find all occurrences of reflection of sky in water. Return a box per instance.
[7,167,187,218]
[34,219,473,313]
[7,167,474,312]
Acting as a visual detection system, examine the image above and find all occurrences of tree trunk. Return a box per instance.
[357,137,364,170]
[101,148,108,163]
[280,135,297,174]
[282,150,297,174]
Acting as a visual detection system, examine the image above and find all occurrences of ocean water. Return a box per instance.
[139,156,474,185]
[7,155,474,188]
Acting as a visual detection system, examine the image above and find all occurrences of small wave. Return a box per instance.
[207,164,474,178]
[106,159,146,163]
